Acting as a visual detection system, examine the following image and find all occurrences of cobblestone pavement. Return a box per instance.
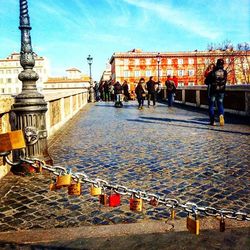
[0,101,249,234]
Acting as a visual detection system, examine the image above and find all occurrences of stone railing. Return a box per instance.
[0,89,89,178]
[161,85,250,116]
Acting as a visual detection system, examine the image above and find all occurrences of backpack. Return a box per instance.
[213,69,226,87]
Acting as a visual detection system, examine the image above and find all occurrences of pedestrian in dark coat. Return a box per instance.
[135,78,146,109]
[146,76,157,107]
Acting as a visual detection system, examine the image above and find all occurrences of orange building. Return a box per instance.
[109,49,249,89]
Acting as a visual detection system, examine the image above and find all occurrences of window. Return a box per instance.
[166,70,173,76]
[178,70,185,76]
[188,58,194,64]
[135,59,140,65]
[6,70,11,74]
[124,59,129,65]
[135,71,140,77]
[0,78,3,83]
[188,69,194,76]
[178,82,184,87]
[178,59,183,64]
[225,58,230,64]
[159,70,163,77]
[146,70,151,77]
[7,78,12,83]
[188,82,195,86]
[167,59,172,65]
[146,59,151,65]
[124,71,130,77]
[204,58,210,64]
[0,70,3,74]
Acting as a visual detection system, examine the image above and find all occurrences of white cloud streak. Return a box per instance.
[123,0,221,39]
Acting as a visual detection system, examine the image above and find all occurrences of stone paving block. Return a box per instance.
[0,102,249,233]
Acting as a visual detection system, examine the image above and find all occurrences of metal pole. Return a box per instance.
[157,53,160,83]
[11,0,52,171]
[87,55,95,102]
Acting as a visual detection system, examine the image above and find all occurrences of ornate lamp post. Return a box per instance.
[87,54,95,102]
[11,0,51,170]
[156,53,161,83]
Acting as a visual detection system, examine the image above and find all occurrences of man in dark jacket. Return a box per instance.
[146,76,157,107]
[206,58,227,126]
[165,75,176,107]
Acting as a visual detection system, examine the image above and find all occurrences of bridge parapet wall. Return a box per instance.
[0,89,89,178]
[162,85,250,116]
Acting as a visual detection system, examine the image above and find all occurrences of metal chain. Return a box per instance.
[21,157,250,221]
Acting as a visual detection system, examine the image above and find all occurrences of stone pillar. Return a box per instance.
[182,89,185,103]
[196,90,200,107]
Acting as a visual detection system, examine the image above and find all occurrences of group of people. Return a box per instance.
[97,59,227,125]
[135,76,177,109]
[98,80,131,103]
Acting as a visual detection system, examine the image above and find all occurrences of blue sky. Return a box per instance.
[0,0,249,80]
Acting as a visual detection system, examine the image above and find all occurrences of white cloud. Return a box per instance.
[123,0,221,39]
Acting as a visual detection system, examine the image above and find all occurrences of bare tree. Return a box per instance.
[206,41,250,84]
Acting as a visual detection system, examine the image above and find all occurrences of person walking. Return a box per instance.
[114,81,123,107]
[165,75,176,107]
[135,78,146,109]
[205,59,227,126]
[146,76,157,107]
[122,80,130,102]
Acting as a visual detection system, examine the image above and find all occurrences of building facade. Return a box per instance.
[0,52,50,94]
[109,49,250,89]
[43,68,90,90]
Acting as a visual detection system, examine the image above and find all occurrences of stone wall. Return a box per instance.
[0,89,89,178]
[162,85,250,116]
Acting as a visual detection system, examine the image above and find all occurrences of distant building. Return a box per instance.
[109,49,250,89]
[100,60,112,84]
[43,68,90,90]
[0,52,50,94]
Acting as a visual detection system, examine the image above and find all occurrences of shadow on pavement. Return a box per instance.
[127,116,250,136]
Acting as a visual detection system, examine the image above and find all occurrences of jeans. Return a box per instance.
[138,97,144,107]
[208,93,224,119]
[167,92,173,106]
[148,93,156,106]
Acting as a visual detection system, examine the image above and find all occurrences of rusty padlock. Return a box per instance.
[149,198,158,207]
[186,213,200,235]
[56,173,72,188]
[130,195,143,212]
[68,182,81,196]
[99,194,109,206]
[0,130,26,153]
[220,216,225,232]
[90,184,102,196]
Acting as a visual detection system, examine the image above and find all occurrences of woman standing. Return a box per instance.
[135,78,146,109]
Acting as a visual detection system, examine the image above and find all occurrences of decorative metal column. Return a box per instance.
[87,54,95,102]
[156,52,161,83]
[11,0,51,167]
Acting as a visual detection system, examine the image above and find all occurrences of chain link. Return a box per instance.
[24,157,250,221]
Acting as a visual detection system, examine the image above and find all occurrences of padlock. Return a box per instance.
[220,217,225,232]
[49,182,57,191]
[56,174,72,188]
[0,130,26,152]
[186,213,200,235]
[130,196,143,212]
[99,194,109,206]
[68,182,81,196]
[170,208,176,220]
[149,198,158,207]
[90,184,102,196]
[109,193,121,207]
